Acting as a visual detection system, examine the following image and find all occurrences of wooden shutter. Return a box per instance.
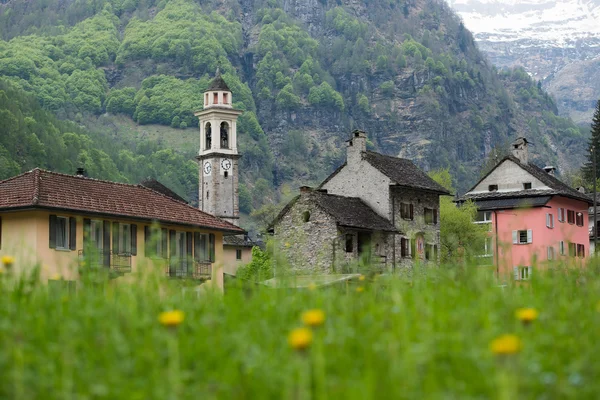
[513,266,520,281]
[131,224,137,256]
[186,232,193,261]
[194,232,201,262]
[409,204,414,220]
[69,217,77,250]
[400,238,407,257]
[161,228,168,259]
[144,226,151,257]
[169,230,176,271]
[209,233,215,262]
[527,230,532,244]
[546,214,550,228]
[83,218,91,246]
[410,238,416,259]
[512,230,518,244]
[49,215,57,249]
[113,222,119,254]
[103,221,111,267]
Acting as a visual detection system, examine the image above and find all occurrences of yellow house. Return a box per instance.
[0,168,245,282]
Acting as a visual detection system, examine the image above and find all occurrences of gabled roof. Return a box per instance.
[363,152,450,194]
[224,235,255,247]
[462,196,553,211]
[461,156,592,205]
[140,179,187,203]
[0,169,244,234]
[207,74,230,91]
[270,191,398,233]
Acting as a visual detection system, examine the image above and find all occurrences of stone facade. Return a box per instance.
[272,130,447,274]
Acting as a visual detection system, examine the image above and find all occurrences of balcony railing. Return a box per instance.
[166,260,212,280]
[78,250,132,274]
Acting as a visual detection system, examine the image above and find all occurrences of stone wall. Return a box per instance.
[392,186,441,268]
[273,193,339,274]
[321,155,392,219]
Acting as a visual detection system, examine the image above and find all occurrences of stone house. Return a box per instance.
[270,130,449,274]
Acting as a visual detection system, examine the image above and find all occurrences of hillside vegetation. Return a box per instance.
[0,0,588,215]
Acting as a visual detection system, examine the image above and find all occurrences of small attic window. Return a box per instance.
[488,184,498,192]
[523,182,532,190]
[302,211,311,223]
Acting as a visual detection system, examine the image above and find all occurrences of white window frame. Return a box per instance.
[557,208,565,223]
[513,229,532,245]
[514,266,532,281]
[546,213,554,229]
[56,216,69,250]
[547,246,555,260]
[475,211,493,232]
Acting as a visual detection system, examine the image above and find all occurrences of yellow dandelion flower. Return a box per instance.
[307,282,317,291]
[356,286,365,293]
[158,310,185,328]
[288,327,313,351]
[2,256,14,268]
[515,308,538,324]
[284,242,291,248]
[301,309,325,327]
[490,334,522,356]
[359,275,366,281]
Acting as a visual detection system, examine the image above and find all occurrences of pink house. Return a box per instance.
[459,138,592,281]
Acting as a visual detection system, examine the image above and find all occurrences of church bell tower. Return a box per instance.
[195,72,243,226]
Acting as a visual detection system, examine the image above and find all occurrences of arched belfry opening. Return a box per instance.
[220,122,229,148]
[205,122,212,149]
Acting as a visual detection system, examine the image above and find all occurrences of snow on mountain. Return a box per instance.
[446,0,600,124]
[447,0,600,46]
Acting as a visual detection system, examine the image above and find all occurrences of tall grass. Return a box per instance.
[1,259,600,399]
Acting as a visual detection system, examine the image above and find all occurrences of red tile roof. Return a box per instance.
[0,169,244,234]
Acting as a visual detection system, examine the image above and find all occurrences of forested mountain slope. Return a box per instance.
[0,0,587,211]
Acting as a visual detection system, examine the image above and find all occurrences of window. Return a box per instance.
[569,242,576,257]
[49,215,75,251]
[546,213,554,229]
[224,171,228,178]
[514,266,532,281]
[523,182,532,190]
[112,222,137,256]
[513,230,532,245]
[576,212,584,227]
[145,227,167,258]
[558,208,565,223]
[488,184,498,191]
[90,220,103,250]
[205,93,208,104]
[357,232,371,255]
[213,92,218,103]
[424,208,438,225]
[56,216,69,249]
[476,211,492,223]
[345,234,353,253]
[577,244,585,258]
[223,93,228,104]
[482,237,493,256]
[547,246,555,260]
[567,209,575,224]
[425,244,438,261]
[194,232,211,261]
[400,203,413,220]
[236,249,242,260]
[400,237,410,258]
[559,241,565,255]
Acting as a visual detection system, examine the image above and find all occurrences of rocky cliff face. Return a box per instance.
[447,0,600,125]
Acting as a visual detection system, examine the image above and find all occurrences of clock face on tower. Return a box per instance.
[221,158,232,171]
[203,161,212,175]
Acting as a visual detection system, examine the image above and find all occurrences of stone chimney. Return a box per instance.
[76,167,86,177]
[543,166,556,176]
[347,130,367,166]
[511,137,529,164]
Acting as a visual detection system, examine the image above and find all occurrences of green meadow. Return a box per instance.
[1,258,600,399]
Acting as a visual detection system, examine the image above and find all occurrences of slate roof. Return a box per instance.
[224,235,255,247]
[363,151,450,194]
[463,196,552,211]
[0,169,244,234]
[140,179,187,203]
[460,156,593,205]
[270,191,398,233]
[207,74,230,91]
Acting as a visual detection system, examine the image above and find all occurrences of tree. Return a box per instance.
[429,169,488,264]
[583,100,600,185]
